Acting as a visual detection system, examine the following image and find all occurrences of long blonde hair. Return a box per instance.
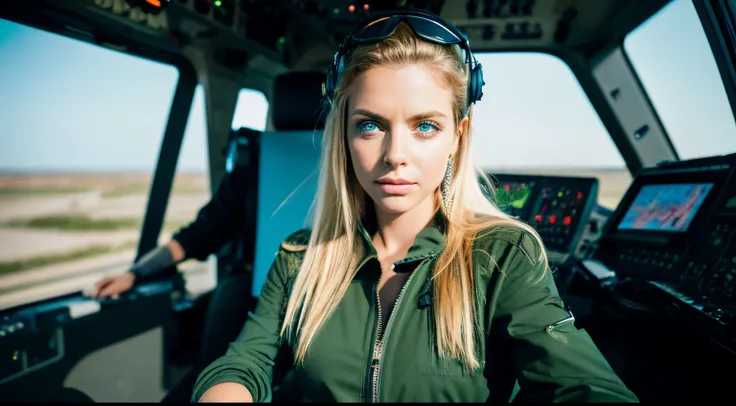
[280,22,547,369]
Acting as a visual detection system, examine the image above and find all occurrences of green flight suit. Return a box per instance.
[192,215,638,402]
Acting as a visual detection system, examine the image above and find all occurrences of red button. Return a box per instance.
[549,215,556,224]
[564,216,571,226]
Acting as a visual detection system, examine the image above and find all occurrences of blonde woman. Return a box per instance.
[193,9,638,403]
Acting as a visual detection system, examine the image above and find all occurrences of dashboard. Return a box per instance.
[585,153,736,353]
[488,173,599,265]
[0,280,187,385]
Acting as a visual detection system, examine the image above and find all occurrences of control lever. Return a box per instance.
[579,259,616,281]
[588,219,599,234]
[68,300,101,320]
[96,291,137,307]
[96,296,121,305]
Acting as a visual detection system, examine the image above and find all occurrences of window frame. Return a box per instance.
[620,0,736,162]
[462,3,736,175]
[0,11,199,263]
[692,0,736,124]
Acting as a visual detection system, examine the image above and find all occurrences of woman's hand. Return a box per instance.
[198,383,254,403]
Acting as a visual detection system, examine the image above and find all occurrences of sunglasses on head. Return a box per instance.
[347,11,469,47]
[324,9,485,110]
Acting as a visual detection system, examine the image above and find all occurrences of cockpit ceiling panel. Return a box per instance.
[4,0,669,70]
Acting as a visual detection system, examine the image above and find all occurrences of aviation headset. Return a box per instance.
[322,8,485,113]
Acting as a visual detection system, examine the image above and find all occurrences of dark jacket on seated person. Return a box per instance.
[172,166,250,262]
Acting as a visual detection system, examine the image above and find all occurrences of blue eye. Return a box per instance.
[417,121,439,134]
[358,121,380,133]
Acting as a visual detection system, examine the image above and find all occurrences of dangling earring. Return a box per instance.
[442,157,454,217]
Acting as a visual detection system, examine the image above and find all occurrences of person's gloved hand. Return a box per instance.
[89,245,177,298]
[91,271,135,298]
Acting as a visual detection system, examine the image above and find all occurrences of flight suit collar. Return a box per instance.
[356,210,447,266]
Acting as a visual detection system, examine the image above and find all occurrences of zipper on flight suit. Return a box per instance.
[368,255,435,403]
[544,309,575,333]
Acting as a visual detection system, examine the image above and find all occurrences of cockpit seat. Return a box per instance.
[205,70,327,362]
[164,71,327,403]
[251,71,326,298]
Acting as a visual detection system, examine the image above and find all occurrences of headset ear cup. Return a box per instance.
[324,64,336,101]
[469,63,485,105]
[325,52,346,102]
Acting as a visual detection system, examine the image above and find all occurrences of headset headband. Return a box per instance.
[323,8,485,112]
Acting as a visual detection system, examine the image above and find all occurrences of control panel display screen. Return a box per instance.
[725,195,736,210]
[531,185,587,228]
[617,183,713,232]
[490,173,598,257]
[495,181,533,217]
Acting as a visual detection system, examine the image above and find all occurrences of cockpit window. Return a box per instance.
[624,0,736,160]
[0,19,179,308]
[473,52,631,209]
[232,89,269,131]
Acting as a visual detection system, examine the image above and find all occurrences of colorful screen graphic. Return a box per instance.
[617,183,713,232]
[495,181,533,219]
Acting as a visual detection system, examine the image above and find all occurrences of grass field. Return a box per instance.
[0,243,135,277]
[0,172,210,276]
[0,169,632,279]
[3,214,188,233]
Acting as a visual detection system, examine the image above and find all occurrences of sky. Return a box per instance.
[0,0,734,173]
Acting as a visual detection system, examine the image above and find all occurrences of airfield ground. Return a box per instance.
[0,169,631,309]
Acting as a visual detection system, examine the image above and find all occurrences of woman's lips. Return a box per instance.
[376,180,416,195]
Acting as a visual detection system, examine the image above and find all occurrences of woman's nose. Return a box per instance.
[383,129,409,168]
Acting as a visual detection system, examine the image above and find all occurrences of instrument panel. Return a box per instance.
[674,179,736,322]
[590,153,736,352]
[595,157,731,282]
[489,173,599,262]
[0,281,184,385]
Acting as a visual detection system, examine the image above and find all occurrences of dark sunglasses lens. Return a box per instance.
[352,15,462,45]
[353,16,401,41]
[404,16,463,44]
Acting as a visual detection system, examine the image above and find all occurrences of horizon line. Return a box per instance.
[0,166,631,175]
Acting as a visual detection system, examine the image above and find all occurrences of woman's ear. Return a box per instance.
[455,116,470,153]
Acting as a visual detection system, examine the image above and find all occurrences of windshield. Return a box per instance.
[0,18,273,309]
[473,52,630,209]
[0,19,180,308]
[624,0,736,159]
